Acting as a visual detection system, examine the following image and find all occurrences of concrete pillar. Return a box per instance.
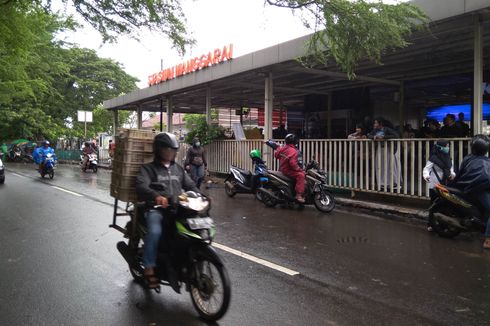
[398,81,405,136]
[327,92,332,139]
[473,16,483,135]
[206,87,212,124]
[166,96,173,132]
[264,72,273,140]
[159,98,164,132]
[112,110,118,136]
[136,106,143,129]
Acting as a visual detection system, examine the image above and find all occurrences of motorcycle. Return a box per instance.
[9,147,22,162]
[112,188,231,321]
[0,153,5,184]
[40,153,56,179]
[224,157,268,200]
[428,184,488,238]
[258,160,336,213]
[80,153,98,173]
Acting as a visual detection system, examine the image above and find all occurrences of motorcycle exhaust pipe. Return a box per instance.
[433,213,465,229]
[117,241,133,265]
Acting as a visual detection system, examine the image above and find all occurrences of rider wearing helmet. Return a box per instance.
[135,132,200,289]
[35,141,56,171]
[82,142,95,169]
[273,133,306,203]
[250,149,265,165]
[453,134,490,249]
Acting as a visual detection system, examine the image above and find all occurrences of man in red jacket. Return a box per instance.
[274,134,305,203]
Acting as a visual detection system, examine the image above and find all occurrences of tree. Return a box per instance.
[183,114,224,145]
[5,0,194,55]
[265,0,428,78]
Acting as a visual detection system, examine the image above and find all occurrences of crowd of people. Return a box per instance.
[347,113,471,140]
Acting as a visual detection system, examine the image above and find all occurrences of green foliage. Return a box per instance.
[28,0,194,54]
[183,114,224,145]
[266,0,429,78]
[0,3,138,142]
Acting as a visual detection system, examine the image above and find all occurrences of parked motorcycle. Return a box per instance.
[9,147,22,162]
[0,153,5,184]
[258,159,336,212]
[80,153,98,173]
[225,154,268,200]
[40,153,56,179]
[113,189,231,321]
[428,184,488,238]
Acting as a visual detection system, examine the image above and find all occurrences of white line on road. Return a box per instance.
[213,242,300,276]
[11,173,27,178]
[52,186,83,197]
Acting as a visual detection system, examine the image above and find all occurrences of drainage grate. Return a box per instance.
[336,236,368,244]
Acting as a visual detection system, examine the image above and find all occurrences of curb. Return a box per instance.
[336,197,428,222]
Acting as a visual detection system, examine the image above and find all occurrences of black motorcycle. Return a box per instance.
[112,189,231,321]
[224,157,268,200]
[257,160,336,213]
[428,184,488,238]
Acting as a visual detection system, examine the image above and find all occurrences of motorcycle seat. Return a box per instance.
[269,171,295,183]
[232,166,251,176]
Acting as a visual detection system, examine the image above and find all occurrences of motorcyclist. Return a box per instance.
[82,142,95,169]
[35,141,56,172]
[135,132,200,289]
[452,134,490,249]
[273,133,306,203]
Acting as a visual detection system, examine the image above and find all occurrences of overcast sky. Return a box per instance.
[59,0,407,89]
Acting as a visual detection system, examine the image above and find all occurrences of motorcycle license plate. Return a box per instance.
[186,217,214,230]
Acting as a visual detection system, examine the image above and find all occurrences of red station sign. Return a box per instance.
[148,44,234,86]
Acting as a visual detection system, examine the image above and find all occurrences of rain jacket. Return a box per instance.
[452,155,490,194]
[34,147,56,164]
[136,161,200,202]
[274,144,302,174]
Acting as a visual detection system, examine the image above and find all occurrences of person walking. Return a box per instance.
[185,137,207,189]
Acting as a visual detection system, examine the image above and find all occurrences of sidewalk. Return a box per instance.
[204,172,429,224]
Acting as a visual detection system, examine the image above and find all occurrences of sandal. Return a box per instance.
[483,238,490,250]
[144,270,160,289]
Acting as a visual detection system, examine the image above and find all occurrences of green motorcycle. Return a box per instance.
[112,190,231,321]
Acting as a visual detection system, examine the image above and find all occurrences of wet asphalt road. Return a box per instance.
[0,163,489,326]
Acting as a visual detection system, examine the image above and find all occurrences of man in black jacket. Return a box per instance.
[136,132,199,289]
[452,135,490,249]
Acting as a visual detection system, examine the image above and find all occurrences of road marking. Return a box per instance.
[52,186,83,197]
[11,173,27,178]
[213,242,299,276]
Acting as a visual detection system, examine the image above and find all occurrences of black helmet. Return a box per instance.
[285,133,298,145]
[154,132,179,151]
[471,134,490,156]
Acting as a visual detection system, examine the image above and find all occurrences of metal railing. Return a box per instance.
[205,138,472,199]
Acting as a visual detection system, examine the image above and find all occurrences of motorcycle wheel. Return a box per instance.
[261,189,278,208]
[190,255,231,321]
[49,170,54,179]
[93,165,98,173]
[313,190,335,213]
[224,180,237,197]
[430,212,461,238]
[127,238,144,283]
[41,173,45,179]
